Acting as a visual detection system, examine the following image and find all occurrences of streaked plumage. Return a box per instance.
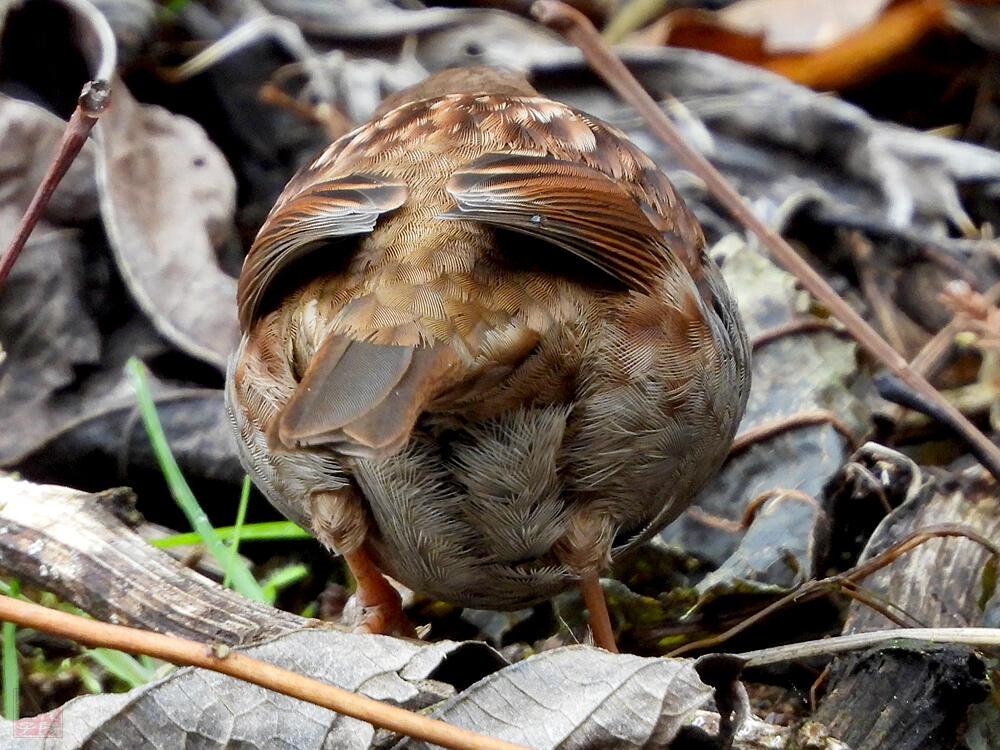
[226,67,750,649]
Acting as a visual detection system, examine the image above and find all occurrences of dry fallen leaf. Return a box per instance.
[0,629,501,750]
[407,647,715,749]
[633,0,947,90]
[96,77,239,371]
[0,94,101,464]
[711,0,894,53]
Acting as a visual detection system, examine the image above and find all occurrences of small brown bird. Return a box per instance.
[226,67,750,651]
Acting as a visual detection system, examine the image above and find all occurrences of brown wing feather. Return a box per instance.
[276,337,413,448]
[441,154,685,295]
[275,336,458,459]
[237,175,407,329]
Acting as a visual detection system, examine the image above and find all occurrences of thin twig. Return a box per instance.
[529,0,1000,481]
[0,595,529,750]
[875,371,1000,473]
[751,318,844,351]
[737,626,1000,668]
[667,524,998,657]
[880,277,1000,429]
[0,81,109,292]
[838,580,925,629]
[740,489,820,529]
[60,0,117,82]
[847,231,909,356]
[728,410,858,456]
[0,0,116,292]
[912,280,1000,380]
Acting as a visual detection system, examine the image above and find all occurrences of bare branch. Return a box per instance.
[0,595,530,750]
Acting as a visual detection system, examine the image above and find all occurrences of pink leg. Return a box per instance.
[342,545,416,638]
[579,569,619,653]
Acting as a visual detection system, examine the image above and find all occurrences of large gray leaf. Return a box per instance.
[405,646,713,750]
[0,95,102,465]
[0,631,498,750]
[96,78,239,371]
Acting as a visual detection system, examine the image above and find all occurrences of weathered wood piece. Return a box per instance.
[0,474,306,644]
[815,642,986,750]
[814,450,995,750]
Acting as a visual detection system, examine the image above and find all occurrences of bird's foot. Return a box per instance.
[342,547,417,639]
[344,591,417,638]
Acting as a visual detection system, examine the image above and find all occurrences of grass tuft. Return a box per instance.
[126,357,266,602]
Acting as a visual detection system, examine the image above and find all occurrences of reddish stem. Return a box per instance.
[0,80,109,292]
[0,594,529,750]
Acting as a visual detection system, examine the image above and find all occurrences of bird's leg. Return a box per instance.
[341,544,416,638]
[579,569,619,653]
[555,511,619,652]
[310,489,416,638]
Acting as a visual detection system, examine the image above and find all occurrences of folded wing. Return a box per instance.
[442,153,686,295]
[237,174,407,329]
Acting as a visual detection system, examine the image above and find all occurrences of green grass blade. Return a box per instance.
[260,564,309,606]
[148,521,310,548]
[126,358,266,602]
[86,648,159,689]
[223,477,252,588]
[72,659,103,694]
[1,583,161,696]
[2,580,20,720]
